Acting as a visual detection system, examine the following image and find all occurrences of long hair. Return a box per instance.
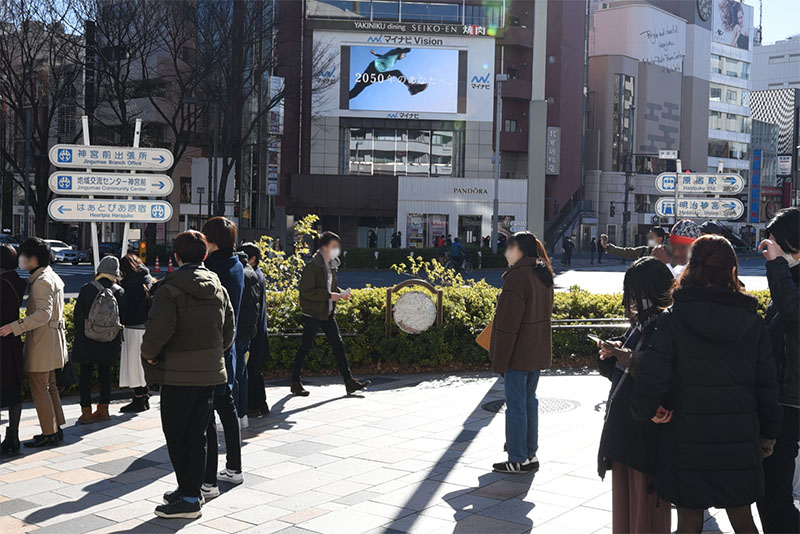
[507,231,554,287]
[120,253,144,279]
[675,234,743,293]
[622,257,674,328]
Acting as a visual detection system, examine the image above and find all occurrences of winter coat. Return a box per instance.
[205,249,244,386]
[489,256,554,373]
[1,270,27,407]
[72,277,127,366]
[141,264,235,387]
[236,260,262,342]
[10,266,68,373]
[121,267,153,327]
[249,266,270,366]
[631,286,782,509]
[765,258,799,408]
[299,252,339,321]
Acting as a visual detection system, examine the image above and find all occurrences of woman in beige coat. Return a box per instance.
[0,238,68,447]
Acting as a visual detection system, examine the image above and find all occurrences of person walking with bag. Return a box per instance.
[489,232,554,473]
[0,244,28,457]
[119,254,153,413]
[73,256,127,424]
[0,238,68,448]
[632,235,781,533]
[596,257,673,533]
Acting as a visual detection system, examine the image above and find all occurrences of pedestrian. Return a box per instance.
[590,237,597,265]
[201,217,244,497]
[273,237,283,253]
[632,235,781,533]
[660,219,701,276]
[390,232,400,249]
[597,238,604,264]
[756,206,800,533]
[73,256,127,424]
[562,236,574,266]
[489,232,554,473]
[234,248,261,428]
[119,254,153,413]
[0,244,27,457]
[141,230,235,519]
[602,227,666,261]
[368,229,378,248]
[597,257,673,533]
[290,231,371,396]
[0,238,68,448]
[449,237,466,272]
[446,234,452,247]
[239,243,270,419]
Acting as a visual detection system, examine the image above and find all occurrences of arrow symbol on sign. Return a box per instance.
[157,181,165,189]
[57,205,72,214]
[153,155,165,164]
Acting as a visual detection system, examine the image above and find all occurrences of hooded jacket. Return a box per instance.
[765,257,799,408]
[141,264,235,387]
[299,251,339,321]
[631,286,781,509]
[489,256,554,373]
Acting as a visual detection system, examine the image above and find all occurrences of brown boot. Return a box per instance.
[92,404,110,422]
[77,406,94,425]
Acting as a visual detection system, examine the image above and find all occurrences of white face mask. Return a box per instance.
[782,251,800,268]
[647,238,658,248]
[328,247,341,260]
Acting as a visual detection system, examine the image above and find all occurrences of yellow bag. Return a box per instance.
[476,321,493,352]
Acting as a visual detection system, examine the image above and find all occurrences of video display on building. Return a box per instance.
[712,0,754,51]
[344,46,462,114]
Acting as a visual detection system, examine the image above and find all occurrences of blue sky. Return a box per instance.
[743,0,798,44]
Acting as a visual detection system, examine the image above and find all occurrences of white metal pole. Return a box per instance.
[674,158,682,227]
[82,116,101,269]
[120,119,142,258]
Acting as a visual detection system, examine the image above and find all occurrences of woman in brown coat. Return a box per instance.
[489,232,554,473]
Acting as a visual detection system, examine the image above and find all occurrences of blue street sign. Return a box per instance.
[48,172,173,196]
[48,199,173,223]
[655,172,745,194]
[655,197,744,220]
[48,144,174,170]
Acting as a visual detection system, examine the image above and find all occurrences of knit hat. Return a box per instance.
[670,219,702,245]
[96,256,121,278]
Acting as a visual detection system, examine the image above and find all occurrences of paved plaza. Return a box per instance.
[0,372,761,533]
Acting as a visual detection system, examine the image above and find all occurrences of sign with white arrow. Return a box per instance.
[48,144,174,170]
[48,172,173,196]
[655,197,745,220]
[48,199,173,223]
[655,173,745,194]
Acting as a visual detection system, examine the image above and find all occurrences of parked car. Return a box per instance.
[0,234,19,248]
[55,248,87,265]
[44,239,75,263]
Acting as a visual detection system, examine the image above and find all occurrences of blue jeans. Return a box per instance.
[504,368,541,463]
[233,339,250,417]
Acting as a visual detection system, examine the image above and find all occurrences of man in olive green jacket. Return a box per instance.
[141,230,234,520]
[290,231,370,397]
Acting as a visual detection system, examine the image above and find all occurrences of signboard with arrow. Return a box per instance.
[48,199,173,223]
[48,144,174,171]
[48,172,173,196]
[655,197,745,220]
[655,173,745,194]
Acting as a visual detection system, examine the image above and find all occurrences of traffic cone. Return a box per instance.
[168,258,174,272]
[155,257,160,272]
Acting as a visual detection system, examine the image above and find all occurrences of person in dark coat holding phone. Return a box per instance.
[0,244,27,457]
[632,235,781,533]
[596,257,673,533]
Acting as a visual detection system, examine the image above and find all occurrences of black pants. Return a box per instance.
[757,405,800,533]
[205,386,241,484]
[291,315,353,382]
[247,349,267,411]
[79,364,111,407]
[349,62,410,99]
[160,385,213,498]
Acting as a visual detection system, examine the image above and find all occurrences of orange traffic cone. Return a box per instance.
[168,258,174,272]
[155,257,161,272]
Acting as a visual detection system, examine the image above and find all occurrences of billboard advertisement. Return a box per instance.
[712,0,754,51]
[313,30,494,121]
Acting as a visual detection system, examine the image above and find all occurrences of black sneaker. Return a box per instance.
[24,433,60,448]
[345,378,371,395]
[526,456,540,472]
[291,381,310,397]
[163,490,205,506]
[120,396,149,413]
[154,499,202,519]
[492,457,538,474]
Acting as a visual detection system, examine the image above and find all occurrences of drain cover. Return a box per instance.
[481,397,580,414]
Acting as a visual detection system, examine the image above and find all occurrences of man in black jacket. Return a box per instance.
[757,207,800,534]
[235,248,261,427]
[239,243,270,418]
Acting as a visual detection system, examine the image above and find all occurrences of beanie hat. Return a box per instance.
[670,219,702,245]
[96,256,121,278]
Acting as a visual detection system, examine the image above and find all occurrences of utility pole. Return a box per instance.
[527,0,548,239]
[491,74,508,254]
[23,108,31,238]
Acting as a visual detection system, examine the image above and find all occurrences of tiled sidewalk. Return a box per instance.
[0,372,755,533]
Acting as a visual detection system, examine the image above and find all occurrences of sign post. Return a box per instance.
[120,119,142,259]
[81,117,101,268]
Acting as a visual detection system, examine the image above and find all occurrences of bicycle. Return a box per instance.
[445,257,473,276]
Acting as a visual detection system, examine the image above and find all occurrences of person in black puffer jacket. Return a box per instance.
[632,235,781,533]
[119,254,153,413]
[756,207,800,534]
[597,257,674,533]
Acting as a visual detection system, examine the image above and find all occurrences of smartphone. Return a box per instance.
[587,334,604,344]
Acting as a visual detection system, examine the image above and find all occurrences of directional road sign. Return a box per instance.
[48,144,174,171]
[48,199,173,223]
[48,172,173,196]
[655,173,745,194]
[654,197,745,220]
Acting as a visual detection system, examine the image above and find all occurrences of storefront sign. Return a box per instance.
[546,127,561,175]
[777,155,792,176]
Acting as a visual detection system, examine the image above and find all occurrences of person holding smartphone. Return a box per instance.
[596,257,674,533]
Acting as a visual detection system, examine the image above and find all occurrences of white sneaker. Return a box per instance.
[217,468,244,485]
[239,415,249,429]
[200,483,220,499]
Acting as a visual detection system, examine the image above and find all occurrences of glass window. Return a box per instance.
[346,126,461,177]
[612,74,635,172]
[372,0,399,21]
[710,86,722,101]
[711,54,721,74]
[504,119,517,132]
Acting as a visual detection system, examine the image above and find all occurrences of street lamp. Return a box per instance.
[491,73,509,254]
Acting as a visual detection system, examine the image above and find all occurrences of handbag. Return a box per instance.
[475,320,493,351]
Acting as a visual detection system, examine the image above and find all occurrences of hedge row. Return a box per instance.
[342,246,508,270]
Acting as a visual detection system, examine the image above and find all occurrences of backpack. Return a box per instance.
[84,281,122,342]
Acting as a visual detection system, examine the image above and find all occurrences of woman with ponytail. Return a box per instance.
[489,232,554,474]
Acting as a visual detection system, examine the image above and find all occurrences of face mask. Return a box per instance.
[328,247,341,260]
[782,252,800,268]
[504,248,521,266]
[647,238,658,248]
